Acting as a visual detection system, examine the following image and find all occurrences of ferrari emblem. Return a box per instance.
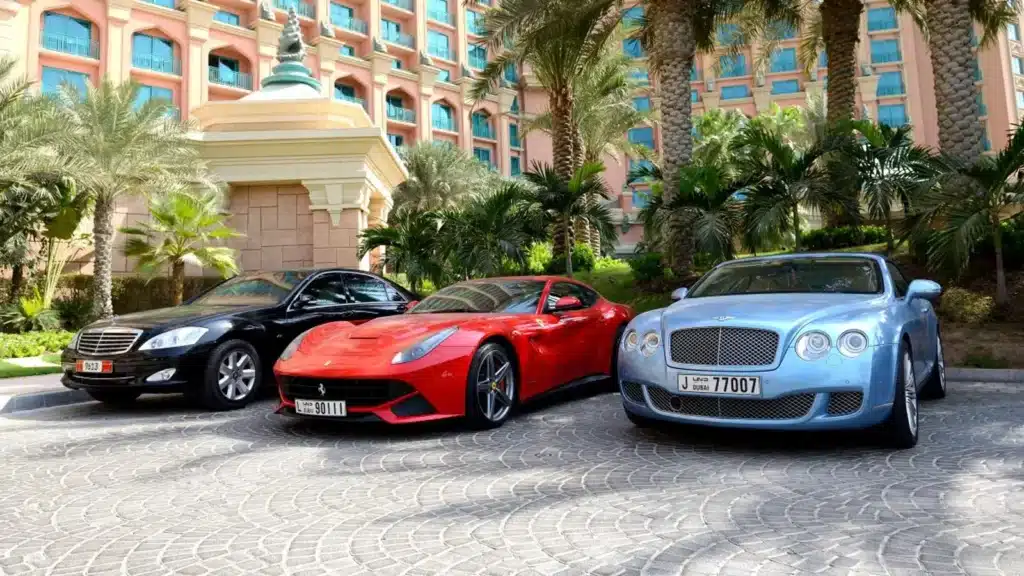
[323,360,332,367]
[318,383,327,397]
[713,316,734,322]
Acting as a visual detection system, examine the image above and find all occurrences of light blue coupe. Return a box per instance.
[618,253,946,448]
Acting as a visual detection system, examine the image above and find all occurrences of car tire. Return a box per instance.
[464,342,517,430]
[882,341,919,449]
[920,331,947,400]
[626,410,656,429]
[87,389,142,406]
[196,339,262,411]
[605,325,627,392]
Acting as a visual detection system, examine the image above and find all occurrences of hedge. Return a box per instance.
[801,226,888,251]
[0,331,75,358]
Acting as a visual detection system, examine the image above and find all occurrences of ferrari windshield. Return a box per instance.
[411,280,547,314]
[687,258,883,297]
[192,271,312,306]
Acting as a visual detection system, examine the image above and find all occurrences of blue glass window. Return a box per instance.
[392,59,402,70]
[721,85,751,99]
[876,71,904,96]
[629,69,650,85]
[334,83,356,99]
[623,38,644,58]
[511,97,520,114]
[1010,23,1020,42]
[469,44,487,69]
[771,20,796,39]
[867,7,897,31]
[691,90,699,102]
[134,84,172,109]
[633,96,651,111]
[770,48,797,72]
[510,155,521,176]
[427,30,451,60]
[771,79,799,94]
[209,54,239,77]
[983,126,991,151]
[340,45,355,57]
[146,0,175,8]
[818,51,827,68]
[878,104,907,127]
[134,33,177,74]
[870,39,901,63]
[629,159,654,183]
[41,66,88,96]
[690,66,699,81]
[504,62,518,83]
[428,0,450,22]
[623,6,644,27]
[214,10,240,26]
[388,133,404,148]
[473,147,492,165]
[628,127,655,149]
[719,55,746,77]
[466,9,483,35]
[432,102,455,131]
[1014,57,1024,75]
[509,123,521,147]
[1016,90,1024,109]
[472,112,494,138]
[977,92,987,115]
[717,23,740,45]
[383,19,401,37]
[438,69,451,82]
[42,12,95,58]
[632,190,649,209]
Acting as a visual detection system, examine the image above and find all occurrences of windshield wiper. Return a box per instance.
[413,307,478,314]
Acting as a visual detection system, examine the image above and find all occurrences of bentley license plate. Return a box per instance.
[295,399,347,417]
[678,374,761,396]
[76,360,112,373]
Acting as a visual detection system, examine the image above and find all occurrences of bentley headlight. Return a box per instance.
[795,330,831,361]
[392,327,458,364]
[837,330,869,357]
[138,327,208,351]
[280,328,314,361]
[624,330,639,351]
[639,331,661,357]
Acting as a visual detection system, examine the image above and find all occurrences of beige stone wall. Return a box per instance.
[226,184,315,272]
[312,209,363,269]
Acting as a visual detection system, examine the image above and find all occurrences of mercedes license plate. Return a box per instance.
[76,360,112,373]
[678,374,761,396]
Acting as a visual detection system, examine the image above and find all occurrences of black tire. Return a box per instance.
[626,410,656,429]
[881,340,919,449]
[195,339,262,411]
[920,330,947,400]
[605,325,627,392]
[464,342,517,430]
[87,389,142,405]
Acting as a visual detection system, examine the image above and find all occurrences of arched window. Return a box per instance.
[132,32,178,75]
[432,102,455,131]
[42,12,97,58]
[471,111,493,139]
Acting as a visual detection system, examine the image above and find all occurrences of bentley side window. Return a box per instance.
[886,262,909,298]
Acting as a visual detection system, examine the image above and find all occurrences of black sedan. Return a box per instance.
[61,268,417,410]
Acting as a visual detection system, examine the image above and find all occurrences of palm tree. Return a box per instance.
[59,79,218,318]
[523,162,615,277]
[907,124,1024,305]
[358,209,446,294]
[391,142,491,215]
[120,188,241,306]
[734,122,856,251]
[0,57,73,189]
[692,108,747,165]
[841,121,935,256]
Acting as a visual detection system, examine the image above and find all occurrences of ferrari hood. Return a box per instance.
[301,313,484,358]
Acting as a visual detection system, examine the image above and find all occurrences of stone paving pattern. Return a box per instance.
[0,381,1022,576]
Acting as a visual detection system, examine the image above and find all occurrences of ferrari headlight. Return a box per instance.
[280,328,314,361]
[639,331,661,357]
[837,330,868,357]
[795,330,831,361]
[68,330,82,350]
[138,327,208,351]
[624,330,639,351]
[392,327,458,364]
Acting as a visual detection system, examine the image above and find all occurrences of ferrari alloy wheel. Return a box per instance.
[921,332,947,400]
[196,340,262,411]
[883,343,918,449]
[465,343,516,429]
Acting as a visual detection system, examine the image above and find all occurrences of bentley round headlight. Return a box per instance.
[837,330,868,357]
[795,331,831,361]
[624,330,639,351]
[640,331,661,357]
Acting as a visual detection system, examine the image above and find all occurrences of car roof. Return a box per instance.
[460,275,581,283]
[718,252,886,266]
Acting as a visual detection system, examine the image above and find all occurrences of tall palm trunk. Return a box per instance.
[820,0,863,124]
[569,124,595,251]
[924,0,984,163]
[551,87,575,264]
[792,204,802,252]
[8,264,22,303]
[992,212,1008,305]
[171,260,185,306]
[563,215,574,277]
[885,211,894,257]
[92,195,115,318]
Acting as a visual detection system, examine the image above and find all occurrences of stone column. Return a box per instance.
[315,36,344,97]
[185,0,217,116]
[496,87,517,177]
[369,48,392,133]
[455,75,475,153]
[414,0,427,54]
[254,19,285,85]
[305,179,374,270]
[105,0,133,83]
[857,70,879,119]
[417,61,439,142]
[368,0,382,40]
[753,86,771,113]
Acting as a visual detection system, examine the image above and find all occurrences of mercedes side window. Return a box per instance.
[342,273,391,303]
[886,262,909,298]
[296,273,348,307]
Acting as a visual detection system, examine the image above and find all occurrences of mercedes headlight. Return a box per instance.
[138,327,208,351]
[280,328,314,361]
[639,331,661,357]
[392,327,458,364]
[837,330,868,358]
[795,331,831,361]
[624,330,639,351]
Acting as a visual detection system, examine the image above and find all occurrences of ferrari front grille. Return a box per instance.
[280,377,415,407]
[669,327,779,366]
[826,392,864,416]
[645,386,814,420]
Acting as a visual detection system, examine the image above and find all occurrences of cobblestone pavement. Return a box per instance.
[0,382,1022,576]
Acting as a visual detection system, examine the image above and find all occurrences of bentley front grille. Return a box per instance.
[826,392,864,416]
[620,381,646,404]
[77,328,143,356]
[646,386,815,420]
[669,327,779,366]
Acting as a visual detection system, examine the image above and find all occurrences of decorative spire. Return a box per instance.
[277,7,306,64]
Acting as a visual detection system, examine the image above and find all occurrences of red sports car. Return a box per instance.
[273,276,634,428]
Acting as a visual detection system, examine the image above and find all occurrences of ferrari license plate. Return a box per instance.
[295,399,347,417]
[76,360,113,373]
[678,374,761,396]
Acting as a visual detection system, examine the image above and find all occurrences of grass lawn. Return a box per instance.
[0,353,62,379]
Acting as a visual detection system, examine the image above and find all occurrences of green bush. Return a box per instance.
[593,256,629,273]
[976,216,1024,270]
[56,275,223,315]
[801,226,888,251]
[939,287,994,324]
[628,252,665,283]
[0,331,75,359]
[545,243,595,274]
[53,294,95,331]
[526,242,553,275]
[0,289,61,333]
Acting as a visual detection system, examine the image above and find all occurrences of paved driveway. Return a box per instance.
[0,381,1022,576]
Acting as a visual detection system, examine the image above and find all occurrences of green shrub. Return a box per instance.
[939,287,994,324]
[527,242,553,275]
[53,294,95,331]
[593,256,629,273]
[801,226,888,251]
[628,252,665,283]
[545,243,595,274]
[0,289,61,333]
[56,275,223,315]
[0,331,75,359]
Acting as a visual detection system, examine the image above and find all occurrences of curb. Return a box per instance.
[946,368,1024,383]
[0,389,92,415]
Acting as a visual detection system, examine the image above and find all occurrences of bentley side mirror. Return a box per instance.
[671,287,688,301]
[906,279,941,303]
[553,296,583,312]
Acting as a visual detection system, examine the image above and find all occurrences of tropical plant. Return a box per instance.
[692,109,747,165]
[906,123,1024,305]
[120,188,241,306]
[58,79,219,318]
[522,162,615,277]
[391,142,492,215]
[0,288,61,333]
[358,210,446,294]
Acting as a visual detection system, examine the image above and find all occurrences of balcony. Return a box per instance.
[383,0,413,11]
[867,17,898,31]
[876,83,905,96]
[40,32,99,59]
[383,29,415,48]
[433,116,456,131]
[510,133,521,148]
[428,8,453,24]
[208,67,253,90]
[870,50,901,64]
[273,0,315,18]
[333,16,367,34]
[427,44,455,61]
[473,124,495,139]
[337,93,366,108]
[132,53,181,75]
[387,104,416,123]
